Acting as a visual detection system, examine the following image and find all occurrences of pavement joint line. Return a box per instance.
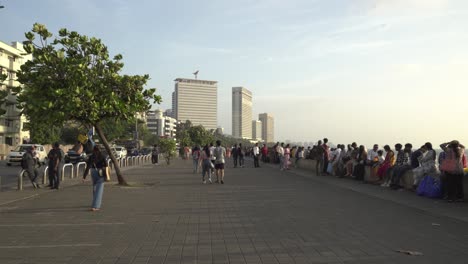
[0,243,101,249]
[0,222,125,227]
[0,194,39,206]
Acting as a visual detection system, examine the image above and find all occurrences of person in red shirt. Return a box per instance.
[261,144,268,163]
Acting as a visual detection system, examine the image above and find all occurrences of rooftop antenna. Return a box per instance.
[193,70,199,79]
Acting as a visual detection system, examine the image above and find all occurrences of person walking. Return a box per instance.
[238,143,245,168]
[277,143,285,170]
[284,144,291,170]
[209,142,216,173]
[261,144,268,163]
[47,142,64,189]
[151,144,159,164]
[213,140,227,184]
[199,145,213,184]
[232,144,238,168]
[83,146,108,211]
[22,146,40,189]
[253,143,260,168]
[192,145,200,173]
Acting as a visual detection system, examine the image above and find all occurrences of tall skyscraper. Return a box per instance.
[171,91,176,118]
[232,87,252,139]
[258,113,274,143]
[252,120,262,141]
[173,78,217,130]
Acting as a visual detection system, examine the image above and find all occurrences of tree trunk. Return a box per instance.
[94,122,128,186]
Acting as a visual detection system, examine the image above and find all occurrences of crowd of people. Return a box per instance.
[180,138,467,202]
[262,139,467,202]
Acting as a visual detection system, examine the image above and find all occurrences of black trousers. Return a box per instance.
[239,155,244,167]
[25,167,38,185]
[254,155,260,167]
[447,172,464,200]
[391,164,412,186]
[233,156,238,167]
[48,168,60,188]
[323,159,329,174]
[354,164,365,180]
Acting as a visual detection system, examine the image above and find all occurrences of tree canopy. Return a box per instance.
[16,23,161,185]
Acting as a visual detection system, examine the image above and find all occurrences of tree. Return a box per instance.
[187,125,214,147]
[158,138,176,165]
[16,23,161,185]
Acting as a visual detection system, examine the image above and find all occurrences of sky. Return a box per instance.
[1,0,468,148]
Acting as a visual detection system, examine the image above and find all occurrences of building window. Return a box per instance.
[8,71,15,80]
[5,119,13,127]
[5,137,13,146]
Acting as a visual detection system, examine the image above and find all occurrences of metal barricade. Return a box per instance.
[127,157,132,166]
[62,163,74,180]
[75,162,87,179]
[132,157,136,166]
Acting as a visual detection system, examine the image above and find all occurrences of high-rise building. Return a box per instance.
[0,41,31,157]
[163,109,173,118]
[146,110,178,138]
[232,87,252,139]
[171,91,176,118]
[258,113,274,143]
[252,120,262,141]
[173,78,217,130]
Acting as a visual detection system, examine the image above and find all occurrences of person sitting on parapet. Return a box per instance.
[377,145,395,185]
[390,143,418,189]
[367,144,379,166]
[412,142,437,189]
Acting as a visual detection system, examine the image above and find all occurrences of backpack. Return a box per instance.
[84,140,94,154]
[192,150,200,160]
[21,153,29,169]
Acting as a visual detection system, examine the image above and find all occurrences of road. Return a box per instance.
[0,160,22,189]
[1,158,468,263]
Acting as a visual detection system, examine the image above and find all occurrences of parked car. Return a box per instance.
[140,147,152,155]
[6,144,47,166]
[64,150,87,164]
[111,146,127,159]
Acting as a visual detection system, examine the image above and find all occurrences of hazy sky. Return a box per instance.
[1,0,468,147]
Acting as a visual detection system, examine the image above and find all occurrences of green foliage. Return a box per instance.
[15,23,162,185]
[24,121,62,144]
[143,133,159,147]
[158,138,177,165]
[187,125,214,147]
[175,121,215,148]
[17,23,161,126]
[60,125,81,144]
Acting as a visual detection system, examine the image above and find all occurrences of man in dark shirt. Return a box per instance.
[47,142,64,189]
[22,146,40,189]
[232,144,238,168]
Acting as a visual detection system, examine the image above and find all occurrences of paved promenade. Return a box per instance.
[1,158,468,264]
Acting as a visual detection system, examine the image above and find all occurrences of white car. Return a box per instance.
[112,146,127,159]
[6,144,47,166]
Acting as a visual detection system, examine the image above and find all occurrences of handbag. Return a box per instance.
[100,167,111,181]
